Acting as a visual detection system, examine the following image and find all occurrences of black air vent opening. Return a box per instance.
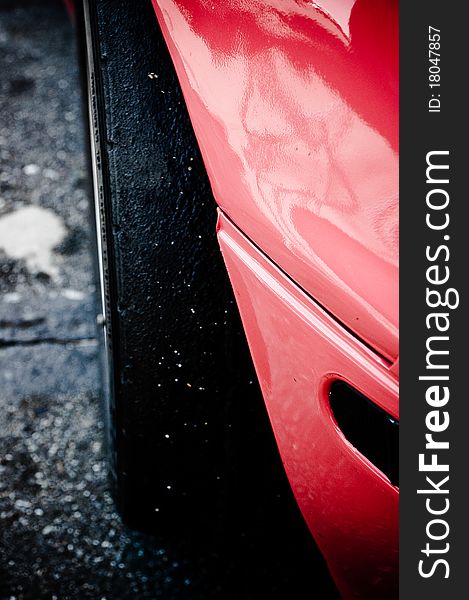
[329,381,399,487]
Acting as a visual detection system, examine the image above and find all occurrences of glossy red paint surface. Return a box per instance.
[217,211,398,600]
[151,0,398,361]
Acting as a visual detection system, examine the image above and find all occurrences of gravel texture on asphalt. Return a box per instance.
[0,3,207,598]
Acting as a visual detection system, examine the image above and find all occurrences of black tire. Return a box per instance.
[78,0,247,537]
[77,1,340,597]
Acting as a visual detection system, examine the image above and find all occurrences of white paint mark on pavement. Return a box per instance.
[0,205,66,278]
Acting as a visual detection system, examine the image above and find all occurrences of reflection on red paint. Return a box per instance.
[152,0,398,360]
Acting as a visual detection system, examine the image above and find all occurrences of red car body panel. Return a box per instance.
[151,0,398,362]
[217,211,398,600]
[150,1,399,597]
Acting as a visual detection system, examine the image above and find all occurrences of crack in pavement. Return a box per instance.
[0,317,46,329]
[0,336,98,349]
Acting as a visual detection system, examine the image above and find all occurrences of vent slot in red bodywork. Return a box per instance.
[329,381,399,486]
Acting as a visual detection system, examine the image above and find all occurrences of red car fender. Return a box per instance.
[150,1,399,597]
[151,0,398,362]
[217,211,398,600]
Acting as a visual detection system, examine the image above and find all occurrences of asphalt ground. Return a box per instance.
[0,2,341,599]
[0,3,207,598]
